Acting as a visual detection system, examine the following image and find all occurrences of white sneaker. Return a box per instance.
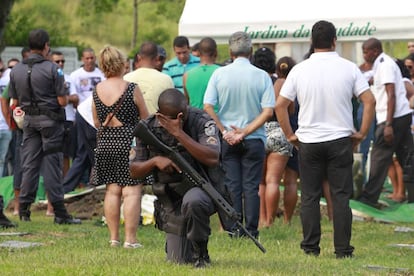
[123,242,143,249]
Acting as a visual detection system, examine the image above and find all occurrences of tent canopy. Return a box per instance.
[179,0,414,45]
[179,0,414,62]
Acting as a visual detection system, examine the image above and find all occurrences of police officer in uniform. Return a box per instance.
[130,88,219,268]
[8,29,81,224]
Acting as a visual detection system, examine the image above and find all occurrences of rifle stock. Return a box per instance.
[134,120,266,253]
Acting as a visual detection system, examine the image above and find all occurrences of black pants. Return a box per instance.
[359,113,414,205]
[165,187,215,263]
[299,137,354,256]
[19,115,64,205]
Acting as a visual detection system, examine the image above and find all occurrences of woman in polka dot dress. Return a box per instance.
[92,45,149,249]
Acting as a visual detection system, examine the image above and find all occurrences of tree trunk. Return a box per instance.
[131,0,138,49]
[0,0,15,53]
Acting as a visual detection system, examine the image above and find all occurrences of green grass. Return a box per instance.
[1,208,414,275]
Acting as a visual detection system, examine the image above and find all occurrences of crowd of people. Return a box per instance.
[1,20,414,267]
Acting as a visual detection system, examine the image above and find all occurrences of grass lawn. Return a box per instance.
[1,207,414,275]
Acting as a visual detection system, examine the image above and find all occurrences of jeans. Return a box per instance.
[0,129,12,177]
[221,139,265,237]
[63,113,96,193]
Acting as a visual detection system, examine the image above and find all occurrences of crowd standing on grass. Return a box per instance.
[1,22,414,267]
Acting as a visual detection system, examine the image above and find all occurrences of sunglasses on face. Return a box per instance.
[54,59,65,64]
[407,65,413,70]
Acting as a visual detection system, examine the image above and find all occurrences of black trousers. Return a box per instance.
[299,137,354,256]
[165,187,215,263]
[359,113,414,205]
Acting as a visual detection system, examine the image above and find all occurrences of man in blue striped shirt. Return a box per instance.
[162,36,200,92]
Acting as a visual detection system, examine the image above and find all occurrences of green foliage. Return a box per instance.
[77,0,120,16]
[4,0,185,58]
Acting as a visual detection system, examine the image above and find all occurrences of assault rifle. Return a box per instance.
[134,120,266,253]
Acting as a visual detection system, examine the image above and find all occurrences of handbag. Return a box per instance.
[90,90,128,186]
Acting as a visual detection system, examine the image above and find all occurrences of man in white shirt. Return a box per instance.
[276,20,375,258]
[358,38,414,206]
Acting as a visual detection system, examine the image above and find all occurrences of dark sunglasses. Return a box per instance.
[55,59,65,64]
[407,65,413,70]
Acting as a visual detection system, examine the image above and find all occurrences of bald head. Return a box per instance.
[363,38,383,52]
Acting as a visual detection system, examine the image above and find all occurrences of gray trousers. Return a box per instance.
[19,115,64,205]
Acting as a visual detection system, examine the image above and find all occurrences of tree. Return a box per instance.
[0,0,15,53]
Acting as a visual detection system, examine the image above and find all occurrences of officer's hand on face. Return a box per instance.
[156,112,184,137]
[155,156,182,174]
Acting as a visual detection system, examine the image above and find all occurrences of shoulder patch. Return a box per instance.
[206,136,218,145]
[204,120,216,136]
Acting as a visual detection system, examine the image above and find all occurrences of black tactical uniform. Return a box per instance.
[133,108,220,266]
[9,53,80,224]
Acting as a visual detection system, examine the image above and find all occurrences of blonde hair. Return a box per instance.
[98,45,126,78]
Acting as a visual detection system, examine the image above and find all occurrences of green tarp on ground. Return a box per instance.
[0,176,45,208]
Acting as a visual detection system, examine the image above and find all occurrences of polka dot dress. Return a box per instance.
[93,82,141,186]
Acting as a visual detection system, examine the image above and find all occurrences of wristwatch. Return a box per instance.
[385,121,392,127]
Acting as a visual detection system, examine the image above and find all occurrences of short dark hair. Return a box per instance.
[173,36,190,48]
[28,29,49,51]
[21,47,30,57]
[198,37,217,57]
[406,53,414,62]
[139,41,158,60]
[51,50,63,56]
[311,20,336,49]
[158,88,187,115]
[252,47,276,74]
[191,42,200,52]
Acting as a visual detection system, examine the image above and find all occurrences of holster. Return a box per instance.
[152,182,186,236]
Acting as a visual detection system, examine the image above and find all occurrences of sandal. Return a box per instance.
[109,240,121,247]
[124,242,143,249]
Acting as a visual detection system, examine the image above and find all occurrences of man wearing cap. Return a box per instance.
[155,45,167,72]
[124,41,174,114]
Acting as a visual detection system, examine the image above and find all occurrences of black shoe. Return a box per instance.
[19,215,31,222]
[304,250,320,257]
[192,240,210,268]
[194,256,210,268]
[54,215,82,225]
[0,214,17,228]
[336,253,353,259]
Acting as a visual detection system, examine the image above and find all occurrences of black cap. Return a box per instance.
[157,45,167,58]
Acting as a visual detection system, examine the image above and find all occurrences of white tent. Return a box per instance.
[179,0,414,63]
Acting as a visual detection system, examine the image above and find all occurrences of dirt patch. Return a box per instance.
[65,189,106,219]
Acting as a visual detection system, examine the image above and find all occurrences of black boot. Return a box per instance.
[19,202,31,222]
[192,240,210,268]
[0,212,17,228]
[52,201,81,225]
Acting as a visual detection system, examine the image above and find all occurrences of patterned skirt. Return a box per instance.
[264,121,293,156]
